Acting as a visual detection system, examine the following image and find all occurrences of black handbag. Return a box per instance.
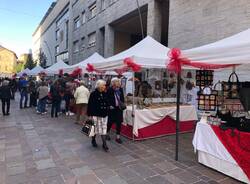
[223,72,241,99]
[238,118,250,132]
[81,120,95,137]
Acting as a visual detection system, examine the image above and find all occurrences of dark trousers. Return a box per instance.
[51,101,60,117]
[107,108,122,135]
[20,91,28,108]
[29,92,37,107]
[64,94,71,112]
[1,99,10,115]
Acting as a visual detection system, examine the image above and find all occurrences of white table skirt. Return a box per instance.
[193,122,250,183]
[124,105,198,136]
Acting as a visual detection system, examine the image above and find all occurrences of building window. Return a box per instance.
[73,40,79,53]
[88,32,96,47]
[74,16,80,30]
[82,11,86,24]
[81,37,85,50]
[89,3,97,19]
[56,29,60,41]
[60,30,64,42]
[56,52,69,62]
[65,21,69,49]
[101,0,107,10]
[55,46,59,54]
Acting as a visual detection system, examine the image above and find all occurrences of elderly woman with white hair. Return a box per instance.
[106,77,125,144]
[87,79,109,152]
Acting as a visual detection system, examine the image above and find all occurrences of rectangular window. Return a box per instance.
[55,46,59,54]
[82,11,86,24]
[101,0,106,10]
[65,21,69,49]
[74,16,80,30]
[56,29,60,41]
[89,3,97,19]
[88,32,96,47]
[60,30,64,42]
[73,40,79,53]
[81,37,85,50]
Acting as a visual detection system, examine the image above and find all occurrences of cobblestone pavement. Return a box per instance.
[0,99,242,184]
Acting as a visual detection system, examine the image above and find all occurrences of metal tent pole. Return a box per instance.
[175,72,181,161]
[132,71,135,141]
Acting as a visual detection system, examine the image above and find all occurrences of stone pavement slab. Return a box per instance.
[0,99,243,184]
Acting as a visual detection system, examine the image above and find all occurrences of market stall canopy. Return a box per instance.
[92,36,170,71]
[17,68,31,77]
[64,52,104,73]
[45,60,69,75]
[182,29,250,65]
[28,65,44,76]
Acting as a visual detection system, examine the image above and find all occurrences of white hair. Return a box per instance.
[95,79,106,89]
[111,77,121,86]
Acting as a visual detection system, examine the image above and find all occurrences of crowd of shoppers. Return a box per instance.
[0,74,126,152]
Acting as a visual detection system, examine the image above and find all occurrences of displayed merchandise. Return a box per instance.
[198,86,217,111]
[222,72,241,99]
[155,80,162,90]
[196,70,214,87]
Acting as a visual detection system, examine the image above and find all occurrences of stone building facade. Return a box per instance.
[168,0,250,49]
[33,0,168,66]
[0,46,18,75]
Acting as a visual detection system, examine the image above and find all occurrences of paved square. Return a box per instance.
[0,100,242,184]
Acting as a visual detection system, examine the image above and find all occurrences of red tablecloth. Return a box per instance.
[212,125,250,180]
[112,116,195,140]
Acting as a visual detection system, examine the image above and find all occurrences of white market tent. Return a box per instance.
[64,52,104,73]
[92,36,170,71]
[28,65,44,76]
[17,68,31,77]
[182,29,250,65]
[182,28,250,81]
[45,60,69,75]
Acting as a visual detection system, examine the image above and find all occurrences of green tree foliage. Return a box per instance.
[38,50,47,68]
[24,53,36,70]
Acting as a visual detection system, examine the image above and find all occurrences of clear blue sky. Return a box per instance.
[0,0,54,56]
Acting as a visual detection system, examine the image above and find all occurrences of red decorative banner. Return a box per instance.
[167,48,236,73]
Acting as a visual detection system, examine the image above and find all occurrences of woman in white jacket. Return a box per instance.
[74,81,90,124]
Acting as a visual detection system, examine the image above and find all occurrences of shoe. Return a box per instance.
[37,111,41,114]
[106,135,111,141]
[41,112,46,115]
[115,138,122,144]
[102,144,109,152]
[92,139,98,147]
[66,112,69,116]
[69,112,74,116]
[6,113,10,116]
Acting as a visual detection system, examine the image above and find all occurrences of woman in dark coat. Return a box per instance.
[0,80,12,115]
[50,80,62,118]
[87,80,109,152]
[106,77,125,144]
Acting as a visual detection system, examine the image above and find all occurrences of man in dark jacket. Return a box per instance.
[0,80,12,115]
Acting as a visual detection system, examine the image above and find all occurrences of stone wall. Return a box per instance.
[168,0,250,49]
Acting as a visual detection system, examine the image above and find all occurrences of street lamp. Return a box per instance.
[43,41,53,66]
[136,0,144,39]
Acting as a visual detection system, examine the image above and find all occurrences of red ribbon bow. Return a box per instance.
[167,48,190,74]
[124,58,141,72]
[86,63,95,72]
